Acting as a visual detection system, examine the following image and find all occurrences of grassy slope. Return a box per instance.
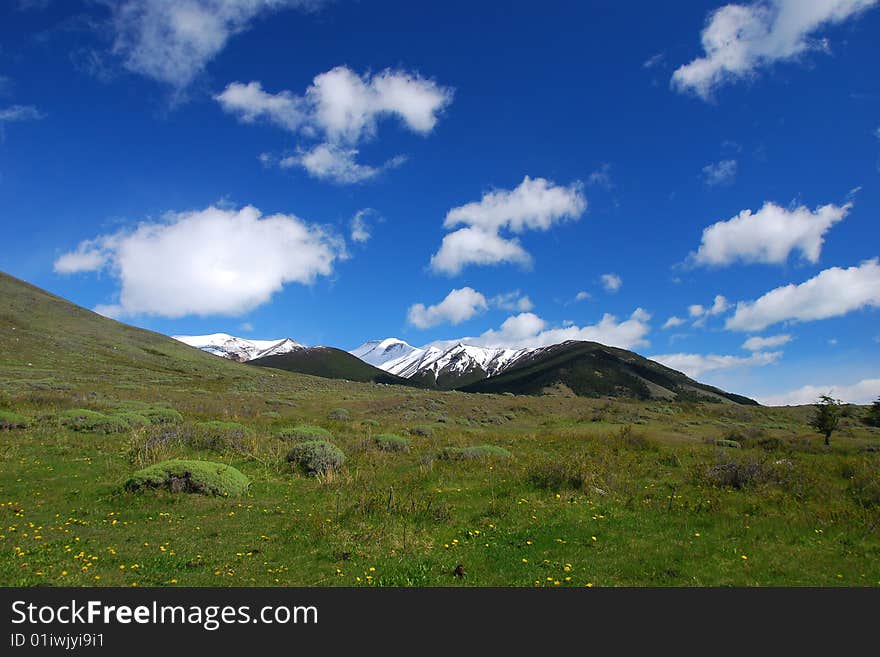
[0,271,878,587]
[250,347,423,387]
[460,341,758,404]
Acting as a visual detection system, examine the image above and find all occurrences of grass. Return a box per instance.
[1,270,879,586]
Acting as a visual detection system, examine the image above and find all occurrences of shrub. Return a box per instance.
[277,424,332,442]
[410,425,433,437]
[0,410,30,430]
[123,459,249,496]
[361,419,380,428]
[842,457,880,507]
[439,444,512,461]
[191,421,247,450]
[609,425,657,451]
[714,439,741,449]
[527,459,587,491]
[142,407,184,425]
[59,409,128,434]
[702,456,773,489]
[113,411,150,430]
[286,440,346,476]
[374,433,411,452]
[328,408,350,421]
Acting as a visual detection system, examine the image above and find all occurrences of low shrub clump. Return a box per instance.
[123,459,250,496]
[527,458,588,491]
[142,407,184,425]
[286,440,346,476]
[439,444,512,461]
[0,410,30,430]
[113,411,150,429]
[277,424,332,441]
[373,433,411,452]
[713,438,742,449]
[328,408,350,421]
[841,456,880,507]
[191,421,247,450]
[59,408,128,434]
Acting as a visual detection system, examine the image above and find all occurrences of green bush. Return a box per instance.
[714,438,742,449]
[191,421,247,450]
[374,433,411,452]
[59,408,128,434]
[410,425,433,437]
[113,411,150,429]
[277,424,332,441]
[361,419,380,428]
[439,444,512,461]
[123,459,249,496]
[842,457,880,507]
[527,459,587,491]
[328,408,350,421]
[0,410,30,430]
[286,440,345,476]
[142,407,184,425]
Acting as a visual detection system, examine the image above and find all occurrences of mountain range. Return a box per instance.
[174,333,757,404]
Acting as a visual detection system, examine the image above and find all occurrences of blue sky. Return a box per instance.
[1,0,879,404]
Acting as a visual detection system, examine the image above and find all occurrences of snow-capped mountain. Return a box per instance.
[349,339,542,388]
[174,333,304,362]
[349,338,419,368]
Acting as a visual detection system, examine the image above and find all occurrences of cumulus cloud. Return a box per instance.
[760,378,880,405]
[574,291,591,302]
[691,201,850,267]
[432,309,652,351]
[0,104,44,122]
[490,290,534,312]
[742,333,792,350]
[587,163,613,190]
[662,316,686,329]
[601,273,622,293]
[109,0,319,90]
[216,66,452,183]
[54,204,344,318]
[407,287,488,329]
[430,176,586,275]
[651,350,782,378]
[672,0,878,100]
[702,159,737,186]
[688,294,730,326]
[726,259,880,331]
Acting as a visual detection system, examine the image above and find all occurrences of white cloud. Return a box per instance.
[662,316,686,329]
[490,290,534,312]
[672,0,878,100]
[429,227,532,275]
[278,144,405,184]
[742,333,792,350]
[726,259,880,331]
[110,0,319,89]
[587,163,613,189]
[54,204,344,318]
[689,294,730,326]
[702,159,738,186]
[601,273,622,293]
[575,291,591,302]
[430,176,585,275]
[239,321,254,332]
[651,350,782,378]
[432,308,652,351]
[0,104,44,122]
[350,209,373,243]
[760,378,880,405]
[407,287,488,329]
[691,201,850,267]
[688,304,705,318]
[216,66,452,183]
[643,52,665,68]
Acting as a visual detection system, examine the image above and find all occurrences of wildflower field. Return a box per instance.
[1,374,878,587]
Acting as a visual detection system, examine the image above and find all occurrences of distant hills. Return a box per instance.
[176,330,757,404]
[249,347,422,387]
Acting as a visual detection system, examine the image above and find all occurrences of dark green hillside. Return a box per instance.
[0,271,261,388]
[460,340,758,404]
[251,347,424,387]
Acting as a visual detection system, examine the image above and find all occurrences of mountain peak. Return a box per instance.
[174,334,303,362]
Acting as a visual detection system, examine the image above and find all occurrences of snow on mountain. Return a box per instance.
[349,338,419,368]
[350,339,539,385]
[174,333,304,362]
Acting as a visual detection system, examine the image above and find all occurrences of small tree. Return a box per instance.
[865,396,880,428]
[809,394,842,446]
